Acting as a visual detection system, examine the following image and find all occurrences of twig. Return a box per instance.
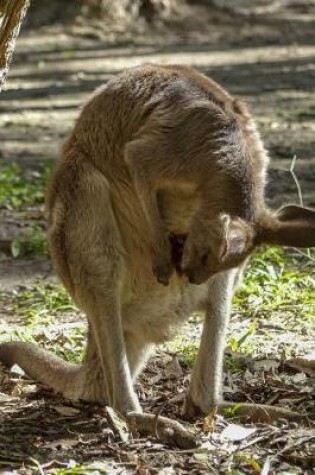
[289,155,304,208]
[289,154,311,259]
[30,458,45,475]
[261,456,272,475]
[291,248,315,264]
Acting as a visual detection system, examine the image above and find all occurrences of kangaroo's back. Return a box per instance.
[47,63,268,234]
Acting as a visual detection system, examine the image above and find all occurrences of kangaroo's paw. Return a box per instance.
[152,253,174,285]
[126,411,198,449]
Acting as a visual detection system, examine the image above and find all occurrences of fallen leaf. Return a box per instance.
[261,455,272,475]
[11,238,22,258]
[164,356,183,378]
[12,383,37,397]
[194,451,212,464]
[10,364,25,376]
[221,423,257,441]
[0,392,19,403]
[286,353,315,376]
[235,454,261,473]
[203,407,217,433]
[251,359,280,373]
[200,440,216,451]
[43,438,79,450]
[291,372,308,383]
[53,405,81,416]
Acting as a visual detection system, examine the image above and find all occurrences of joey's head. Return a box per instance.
[180,205,315,284]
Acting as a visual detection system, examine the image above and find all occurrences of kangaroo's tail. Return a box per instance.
[0,341,83,399]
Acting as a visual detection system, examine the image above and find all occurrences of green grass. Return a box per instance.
[31,460,119,475]
[234,247,314,319]
[1,246,314,368]
[169,247,314,365]
[10,224,48,258]
[11,283,76,322]
[228,454,261,475]
[0,283,85,363]
[0,162,53,257]
[1,247,314,368]
[0,161,53,210]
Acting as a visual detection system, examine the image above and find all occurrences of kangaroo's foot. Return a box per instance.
[126,411,197,449]
[183,395,312,424]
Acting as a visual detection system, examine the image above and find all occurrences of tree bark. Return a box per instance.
[0,0,30,91]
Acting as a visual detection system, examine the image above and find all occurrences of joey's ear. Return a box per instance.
[219,215,254,260]
[257,205,315,248]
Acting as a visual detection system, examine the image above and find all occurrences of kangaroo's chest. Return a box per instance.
[121,274,208,343]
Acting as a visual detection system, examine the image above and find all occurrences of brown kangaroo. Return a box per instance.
[0,64,314,447]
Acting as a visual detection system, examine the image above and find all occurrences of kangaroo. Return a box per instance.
[0,64,314,446]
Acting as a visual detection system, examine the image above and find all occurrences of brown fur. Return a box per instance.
[1,64,314,426]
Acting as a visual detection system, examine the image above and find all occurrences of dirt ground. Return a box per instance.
[0,1,314,473]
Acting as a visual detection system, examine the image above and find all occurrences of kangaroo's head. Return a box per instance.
[175,205,315,284]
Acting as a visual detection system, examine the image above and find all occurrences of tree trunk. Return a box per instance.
[0,0,30,91]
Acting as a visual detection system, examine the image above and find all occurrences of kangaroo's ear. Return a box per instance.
[257,205,315,248]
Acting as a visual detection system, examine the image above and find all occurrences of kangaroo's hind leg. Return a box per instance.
[49,160,197,446]
[57,162,141,414]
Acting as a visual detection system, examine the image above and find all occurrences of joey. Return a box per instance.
[0,64,314,445]
[181,214,255,284]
